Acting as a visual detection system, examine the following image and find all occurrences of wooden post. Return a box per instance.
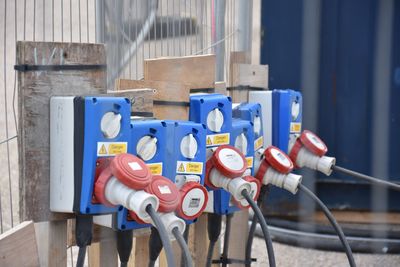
[16,41,107,266]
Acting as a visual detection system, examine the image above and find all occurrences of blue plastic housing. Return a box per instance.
[272,89,302,153]
[116,120,168,230]
[233,102,264,152]
[78,96,132,215]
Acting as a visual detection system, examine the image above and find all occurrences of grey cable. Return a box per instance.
[298,184,356,267]
[146,205,176,267]
[242,190,276,267]
[172,227,193,267]
[332,165,400,192]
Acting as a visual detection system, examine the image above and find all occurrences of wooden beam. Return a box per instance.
[108,88,154,115]
[0,221,40,267]
[314,211,400,225]
[231,63,269,89]
[17,41,107,222]
[144,55,216,89]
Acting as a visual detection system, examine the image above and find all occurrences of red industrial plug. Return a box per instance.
[289,130,335,175]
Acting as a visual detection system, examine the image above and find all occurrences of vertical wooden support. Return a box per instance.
[133,236,150,266]
[35,221,67,266]
[88,229,118,267]
[16,41,107,266]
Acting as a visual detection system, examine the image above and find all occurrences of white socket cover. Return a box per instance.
[270,147,292,169]
[181,187,207,217]
[218,148,245,171]
[253,115,262,136]
[206,108,224,132]
[175,175,201,189]
[136,135,158,161]
[100,112,122,139]
[238,180,258,207]
[291,101,300,121]
[234,133,248,155]
[180,134,198,159]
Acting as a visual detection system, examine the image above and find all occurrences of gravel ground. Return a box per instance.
[252,237,400,267]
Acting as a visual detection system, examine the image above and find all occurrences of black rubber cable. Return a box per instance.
[148,227,163,267]
[146,205,176,267]
[180,224,190,267]
[76,246,86,267]
[298,183,356,267]
[206,241,216,267]
[117,230,133,267]
[332,165,400,192]
[221,213,233,267]
[172,227,193,267]
[206,213,222,267]
[245,215,258,267]
[245,185,269,267]
[242,189,276,267]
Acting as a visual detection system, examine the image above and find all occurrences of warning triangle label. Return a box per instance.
[206,137,212,146]
[98,144,107,155]
[178,163,185,172]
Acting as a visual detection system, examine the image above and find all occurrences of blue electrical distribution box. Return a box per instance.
[50,96,132,215]
[189,94,242,215]
[231,118,255,174]
[233,103,265,153]
[272,90,302,153]
[116,120,207,230]
[116,120,168,230]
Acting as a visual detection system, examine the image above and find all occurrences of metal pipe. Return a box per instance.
[214,0,226,82]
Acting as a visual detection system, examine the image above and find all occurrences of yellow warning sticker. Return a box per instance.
[176,161,203,175]
[97,142,127,156]
[246,157,254,169]
[206,133,230,147]
[254,136,264,151]
[147,163,163,175]
[290,122,302,133]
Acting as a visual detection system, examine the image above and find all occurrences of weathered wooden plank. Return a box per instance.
[314,211,400,225]
[108,88,154,114]
[144,55,216,89]
[35,220,67,266]
[133,235,150,267]
[0,221,40,267]
[87,226,118,267]
[232,63,269,89]
[17,41,107,222]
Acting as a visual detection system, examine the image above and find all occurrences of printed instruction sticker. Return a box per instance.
[97,142,127,156]
[290,122,302,133]
[147,162,163,175]
[158,185,172,194]
[254,136,264,151]
[206,133,230,147]
[246,157,254,169]
[176,161,204,175]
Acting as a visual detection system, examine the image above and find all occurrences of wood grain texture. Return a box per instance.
[108,88,154,114]
[87,226,117,267]
[17,41,107,222]
[34,220,67,267]
[0,221,40,267]
[231,63,269,89]
[144,55,216,89]
[133,235,150,267]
